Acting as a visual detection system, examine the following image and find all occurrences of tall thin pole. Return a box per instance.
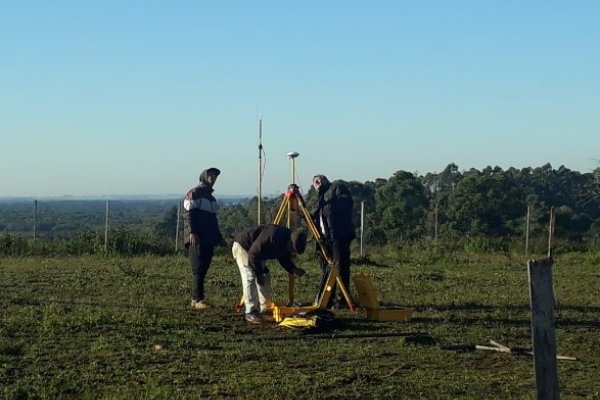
[434,201,439,244]
[360,201,365,257]
[286,152,299,228]
[175,201,181,252]
[33,199,38,241]
[104,200,110,252]
[547,206,554,259]
[290,155,296,184]
[525,204,531,257]
[257,116,263,225]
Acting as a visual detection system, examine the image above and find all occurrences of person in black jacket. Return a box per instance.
[232,224,307,324]
[183,167,225,310]
[312,174,356,309]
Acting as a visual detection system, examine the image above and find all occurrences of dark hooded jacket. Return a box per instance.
[183,169,224,248]
[233,224,299,275]
[313,181,356,242]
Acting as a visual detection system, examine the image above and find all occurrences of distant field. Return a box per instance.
[1,249,599,399]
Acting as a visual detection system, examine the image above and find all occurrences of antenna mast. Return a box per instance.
[257,116,263,225]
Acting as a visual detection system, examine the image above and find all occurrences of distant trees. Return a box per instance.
[374,171,427,241]
[189,163,600,249]
[2,163,600,256]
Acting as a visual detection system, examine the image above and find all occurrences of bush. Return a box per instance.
[0,234,29,256]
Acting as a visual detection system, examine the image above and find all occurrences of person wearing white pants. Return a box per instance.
[232,224,307,324]
[232,241,273,315]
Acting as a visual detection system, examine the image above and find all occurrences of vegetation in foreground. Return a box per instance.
[1,247,599,399]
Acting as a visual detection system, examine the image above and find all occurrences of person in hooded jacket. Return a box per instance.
[183,167,225,309]
[312,174,356,309]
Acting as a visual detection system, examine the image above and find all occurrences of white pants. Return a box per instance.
[232,242,273,314]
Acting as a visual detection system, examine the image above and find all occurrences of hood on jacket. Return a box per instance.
[199,168,221,187]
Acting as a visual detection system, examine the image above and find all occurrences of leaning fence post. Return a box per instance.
[527,257,560,400]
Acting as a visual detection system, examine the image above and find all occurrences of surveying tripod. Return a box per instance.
[272,182,354,311]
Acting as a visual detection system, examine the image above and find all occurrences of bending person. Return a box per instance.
[232,224,307,324]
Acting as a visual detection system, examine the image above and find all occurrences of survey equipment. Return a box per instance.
[237,152,355,321]
[270,152,354,321]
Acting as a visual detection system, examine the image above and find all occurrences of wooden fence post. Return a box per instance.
[175,201,181,252]
[360,201,365,258]
[527,257,560,400]
[547,207,555,258]
[104,200,110,252]
[434,201,439,246]
[525,204,531,256]
[33,199,38,241]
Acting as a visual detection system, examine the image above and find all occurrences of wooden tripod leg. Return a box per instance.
[273,195,289,225]
[314,267,337,308]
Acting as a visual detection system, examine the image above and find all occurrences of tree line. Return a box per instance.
[1,163,599,256]
[217,163,600,250]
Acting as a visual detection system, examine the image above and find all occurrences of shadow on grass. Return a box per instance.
[8,298,599,337]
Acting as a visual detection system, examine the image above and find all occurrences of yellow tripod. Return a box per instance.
[272,183,354,312]
[236,151,354,319]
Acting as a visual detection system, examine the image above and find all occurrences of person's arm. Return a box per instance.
[183,193,202,247]
[277,255,305,277]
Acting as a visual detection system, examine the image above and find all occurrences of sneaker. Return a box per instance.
[245,313,264,324]
[191,300,210,310]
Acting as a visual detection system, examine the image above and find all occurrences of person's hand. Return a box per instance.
[294,267,306,278]
[189,233,198,248]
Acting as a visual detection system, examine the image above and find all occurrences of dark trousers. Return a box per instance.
[319,239,352,305]
[189,244,214,301]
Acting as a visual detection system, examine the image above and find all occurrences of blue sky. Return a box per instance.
[1,1,598,198]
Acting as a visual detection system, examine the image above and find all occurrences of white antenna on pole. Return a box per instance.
[257,115,263,225]
[287,151,299,185]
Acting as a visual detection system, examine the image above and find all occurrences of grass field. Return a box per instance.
[1,248,599,399]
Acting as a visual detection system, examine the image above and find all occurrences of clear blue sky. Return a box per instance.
[1,1,599,198]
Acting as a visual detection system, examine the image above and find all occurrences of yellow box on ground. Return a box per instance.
[352,274,412,321]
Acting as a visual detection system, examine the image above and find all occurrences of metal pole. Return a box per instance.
[525,204,531,257]
[360,201,365,257]
[257,116,263,225]
[104,200,110,252]
[175,201,181,252]
[547,206,554,259]
[33,199,38,241]
[286,152,299,228]
[434,201,439,244]
[290,156,296,184]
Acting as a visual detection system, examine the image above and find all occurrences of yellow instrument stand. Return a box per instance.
[352,274,412,321]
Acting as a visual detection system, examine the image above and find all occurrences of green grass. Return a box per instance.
[1,249,599,399]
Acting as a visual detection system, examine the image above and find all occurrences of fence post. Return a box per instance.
[33,199,38,241]
[525,204,531,256]
[175,201,181,252]
[360,201,365,257]
[434,201,439,245]
[104,200,110,252]
[547,206,555,258]
[527,257,560,400]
